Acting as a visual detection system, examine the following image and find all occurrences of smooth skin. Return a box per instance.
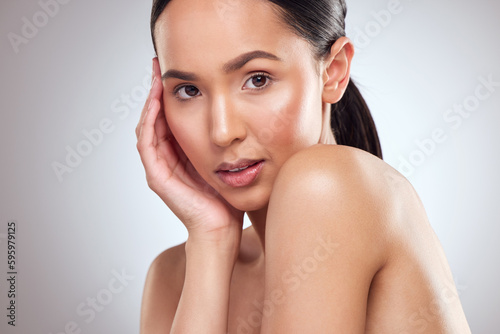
[136,0,471,333]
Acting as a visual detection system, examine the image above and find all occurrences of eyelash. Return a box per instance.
[172,72,274,102]
[243,72,273,91]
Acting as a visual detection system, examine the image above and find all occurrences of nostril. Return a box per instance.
[210,105,247,147]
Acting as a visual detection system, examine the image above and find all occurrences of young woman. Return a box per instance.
[136,0,471,333]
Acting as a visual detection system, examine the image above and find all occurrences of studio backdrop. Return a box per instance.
[0,0,499,333]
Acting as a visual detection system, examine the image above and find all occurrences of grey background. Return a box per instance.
[0,0,498,333]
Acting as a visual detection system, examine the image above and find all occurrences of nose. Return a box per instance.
[209,94,247,147]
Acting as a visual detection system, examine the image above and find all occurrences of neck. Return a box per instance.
[320,102,337,145]
[246,204,268,253]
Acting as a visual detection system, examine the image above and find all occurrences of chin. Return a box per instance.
[222,186,271,213]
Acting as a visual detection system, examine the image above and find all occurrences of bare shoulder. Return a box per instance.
[263,144,471,333]
[269,143,415,237]
[262,144,411,331]
[140,242,186,334]
[267,143,428,272]
[276,143,410,192]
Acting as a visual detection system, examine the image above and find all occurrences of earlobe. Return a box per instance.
[322,37,355,104]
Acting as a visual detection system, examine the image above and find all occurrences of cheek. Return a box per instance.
[250,81,323,148]
[163,97,208,164]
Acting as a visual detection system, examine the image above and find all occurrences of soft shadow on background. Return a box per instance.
[0,0,499,333]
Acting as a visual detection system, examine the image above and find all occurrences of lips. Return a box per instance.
[216,159,263,173]
[215,159,265,188]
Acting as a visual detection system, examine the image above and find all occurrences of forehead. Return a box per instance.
[154,0,312,71]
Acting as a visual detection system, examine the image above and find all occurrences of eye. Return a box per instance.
[175,85,201,100]
[243,73,272,90]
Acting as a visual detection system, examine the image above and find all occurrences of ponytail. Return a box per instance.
[330,79,383,159]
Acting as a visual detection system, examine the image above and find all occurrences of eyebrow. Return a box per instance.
[161,50,282,81]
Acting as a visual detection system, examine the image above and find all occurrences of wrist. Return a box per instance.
[187,221,242,247]
[186,232,241,267]
[171,231,239,334]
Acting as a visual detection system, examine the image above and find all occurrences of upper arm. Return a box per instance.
[261,145,394,333]
[140,243,185,334]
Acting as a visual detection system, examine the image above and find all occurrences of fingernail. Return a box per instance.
[148,98,154,111]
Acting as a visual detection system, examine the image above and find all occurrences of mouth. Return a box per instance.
[215,160,265,188]
[216,159,263,172]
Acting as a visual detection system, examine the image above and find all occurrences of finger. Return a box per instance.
[135,65,155,139]
[136,58,163,139]
[153,92,172,141]
[151,57,174,141]
[150,57,163,101]
[136,96,162,172]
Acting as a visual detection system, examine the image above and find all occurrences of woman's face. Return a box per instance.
[154,0,333,212]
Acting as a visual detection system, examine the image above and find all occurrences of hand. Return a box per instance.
[136,58,244,248]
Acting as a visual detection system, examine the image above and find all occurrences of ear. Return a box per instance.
[321,37,355,104]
